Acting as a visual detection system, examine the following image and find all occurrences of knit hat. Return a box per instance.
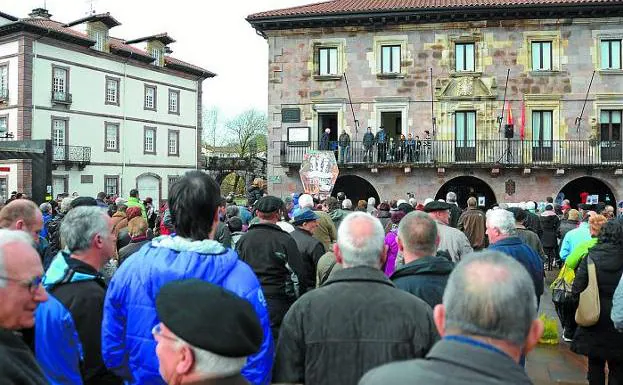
[126,206,142,221]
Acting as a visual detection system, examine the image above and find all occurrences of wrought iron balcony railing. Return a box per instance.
[0,88,8,102]
[51,90,72,104]
[53,145,91,164]
[277,139,623,168]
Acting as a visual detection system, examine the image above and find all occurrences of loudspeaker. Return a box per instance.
[504,124,514,139]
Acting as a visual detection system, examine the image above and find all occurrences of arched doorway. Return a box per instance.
[220,172,246,196]
[136,173,161,209]
[558,177,616,208]
[332,175,380,206]
[435,176,497,210]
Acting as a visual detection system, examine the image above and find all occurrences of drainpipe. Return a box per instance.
[121,52,133,195]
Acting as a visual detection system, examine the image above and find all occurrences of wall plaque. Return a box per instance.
[282,108,301,123]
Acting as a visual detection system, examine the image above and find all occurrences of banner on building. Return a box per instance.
[299,150,339,199]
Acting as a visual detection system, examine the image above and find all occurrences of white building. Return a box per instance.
[0,8,214,205]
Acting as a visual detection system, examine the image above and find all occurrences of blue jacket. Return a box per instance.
[102,236,274,385]
[488,236,544,298]
[40,212,52,239]
[559,222,591,261]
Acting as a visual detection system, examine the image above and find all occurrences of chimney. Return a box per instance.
[29,8,52,19]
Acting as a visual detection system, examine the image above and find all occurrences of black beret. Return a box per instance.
[255,196,283,213]
[156,279,262,357]
[424,201,452,212]
[70,196,98,208]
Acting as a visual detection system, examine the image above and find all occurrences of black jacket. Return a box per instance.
[524,211,543,238]
[290,227,325,289]
[0,328,48,385]
[391,256,454,308]
[273,266,439,385]
[117,237,150,266]
[558,219,579,241]
[571,242,623,359]
[246,186,263,207]
[215,221,232,249]
[43,212,65,269]
[539,214,560,248]
[236,223,307,298]
[448,204,462,228]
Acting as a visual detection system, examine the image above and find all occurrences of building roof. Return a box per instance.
[125,33,176,46]
[64,12,121,29]
[0,11,18,21]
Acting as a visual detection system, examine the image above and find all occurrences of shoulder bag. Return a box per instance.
[575,255,600,327]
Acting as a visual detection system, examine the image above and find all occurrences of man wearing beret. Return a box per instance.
[236,196,307,343]
[424,201,473,263]
[102,171,273,385]
[290,208,325,288]
[154,279,263,385]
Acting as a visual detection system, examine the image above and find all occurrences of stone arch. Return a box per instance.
[220,171,247,196]
[558,176,616,208]
[435,175,497,209]
[332,174,380,206]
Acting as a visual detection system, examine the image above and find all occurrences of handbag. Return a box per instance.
[551,264,573,305]
[575,255,601,327]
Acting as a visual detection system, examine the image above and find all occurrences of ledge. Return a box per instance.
[528,70,561,76]
[598,69,623,76]
[376,73,405,79]
[449,71,483,78]
[313,75,343,81]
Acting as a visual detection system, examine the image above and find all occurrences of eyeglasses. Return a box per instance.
[0,275,43,294]
[152,323,178,342]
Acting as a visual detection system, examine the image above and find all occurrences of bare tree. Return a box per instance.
[202,106,221,151]
[225,109,268,192]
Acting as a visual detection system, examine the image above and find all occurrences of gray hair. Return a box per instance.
[60,206,109,253]
[298,194,314,209]
[408,197,416,207]
[337,212,384,268]
[0,229,35,288]
[398,211,437,255]
[39,202,52,213]
[443,251,537,346]
[446,191,457,203]
[367,197,376,206]
[60,197,74,213]
[173,334,246,377]
[486,209,516,235]
[342,199,353,210]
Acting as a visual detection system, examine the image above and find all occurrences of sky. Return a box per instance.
[3,0,314,121]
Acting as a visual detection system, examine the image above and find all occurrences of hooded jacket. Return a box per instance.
[391,256,454,308]
[384,229,400,277]
[36,252,121,385]
[102,236,274,385]
[539,211,560,248]
[329,208,350,230]
[560,222,592,261]
[43,212,65,270]
[125,197,147,219]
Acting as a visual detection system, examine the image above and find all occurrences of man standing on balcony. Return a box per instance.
[376,127,387,163]
[320,128,331,151]
[423,130,432,163]
[363,127,375,162]
[338,130,351,163]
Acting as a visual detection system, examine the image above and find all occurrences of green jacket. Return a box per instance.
[566,237,598,270]
[126,197,147,219]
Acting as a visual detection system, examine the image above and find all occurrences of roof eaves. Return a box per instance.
[164,60,216,78]
[0,11,18,21]
[64,12,121,28]
[125,33,176,45]
[0,20,95,47]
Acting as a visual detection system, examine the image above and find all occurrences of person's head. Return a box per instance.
[525,201,536,211]
[252,178,264,188]
[424,201,452,225]
[0,200,43,244]
[334,212,386,269]
[589,214,608,237]
[255,196,284,224]
[408,133,413,139]
[116,203,128,213]
[367,197,376,207]
[325,128,330,134]
[434,251,543,362]
[154,280,262,384]
[602,205,615,219]
[225,205,240,220]
[397,202,414,214]
[61,206,114,269]
[97,191,106,200]
[544,204,554,212]
[598,220,623,246]
[292,208,319,233]
[227,217,243,233]
[507,207,527,224]
[546,196,553,203]
[342,199,353,210]
[566,208,579,221]
[168,171,221,241]
[128,217,149,238]
[39,202,52,215]
[467,197,477,208]
[485,209,516,244]
[408,197,416,207]
[397,211,439,262]
[60,196,74,214]
[126,206,142,221]
[367,127,371,133]
[130,189,139,198]
[0,229,48,329]
[356,200,367,211]
[284,196,294,211]
[446,191,457,204]
[378,202,390,212]
[336,192,346,202]
[400,134,405,139]
[298,194,314,209]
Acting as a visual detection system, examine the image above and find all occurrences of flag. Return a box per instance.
[520,101,526,140]
[506,102,514,126]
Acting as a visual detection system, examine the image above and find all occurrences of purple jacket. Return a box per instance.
[384,229,399,276]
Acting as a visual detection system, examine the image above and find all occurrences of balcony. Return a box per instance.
[52,145,91,170]
[277,139,623,168]
[0,88,7,103]
[51,91,72,105]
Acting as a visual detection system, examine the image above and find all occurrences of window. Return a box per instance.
[91,30,105,51]
[0,116,7,133]
[168,175,181,188]
[168,89,179,114]
[601,40,622,70]
[455,111,476,147]
[455,43,475,72]
[531,41,552,71]
[52,66,69,101]
[0,177,7,203]
[168,130,179,156]
[152,48,163,66]
[105,77,120,106]
[105,122,119,152]
[532,111,553,146]
[144,127,156,154]
[381,45,401,74]
[600,110,622,141]
[52,119,66,146]
[318,47,338,76]
[0,64,7,99]
[144,85,157,110]
[104,176,119,196]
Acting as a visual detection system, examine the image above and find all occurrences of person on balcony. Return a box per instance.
[338,130,351,164]
[414,135,422,161]
[319,128,331,151]
[375,127,387,163]
[397,134,406,162]
[406,133,416,162]
[423,130,432,162]
[363,127,375,162]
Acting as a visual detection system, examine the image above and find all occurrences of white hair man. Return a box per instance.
[445,191,462,228]
[486,209,544,307]
[0,229,48,384]
[273,212,438,385]
[342,198,353,211]
[360,251,544,385]
[366,197,377,215]
[298,194,336,252]
[35,206,121,384]
[424,201,473,263]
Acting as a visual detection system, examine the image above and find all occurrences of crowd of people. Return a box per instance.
[1,173,623,385]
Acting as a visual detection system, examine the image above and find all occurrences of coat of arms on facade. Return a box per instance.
[456,77,473,96]
[505,179,516,196]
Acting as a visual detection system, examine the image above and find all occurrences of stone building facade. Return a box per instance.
[249,0,623,207]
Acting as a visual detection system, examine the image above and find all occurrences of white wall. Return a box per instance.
[0,41,19,138]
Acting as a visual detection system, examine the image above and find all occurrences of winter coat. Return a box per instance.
[111,212,128,236]
[40,212,52,239]
[273,266,438,385]
[231,231,245,248]
[36,252,122,385]
[448,204,462,229]
[312,210,336,252]
[0,328,48,385]
[436,221,473,263]
[390,256,454,308]
[515,226,546,262]
[247,186,263,207]
[215,221,232,249]
[102,236,274,385]
[375,130,387,144]
[457,208,486,250]
[539,212,560,248]
[558,219,579,242]
[159,208,173,236]
[290,227,325,289]
[43,212,65,270]
[329,208,350,230]
[560,222,592,261]
[376,210,392,233]
[571,242,623,359]
[566,237,598,271]
[339,133,351,147]
[612,275,623,330]
[117,236,150,266]
[384,229,399,277]
[126,197,147,219]
[524,210,543,238]
[488,236,544,298]
[319,132,330,150]
[363,132,375,148]
[315,251,342,287]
